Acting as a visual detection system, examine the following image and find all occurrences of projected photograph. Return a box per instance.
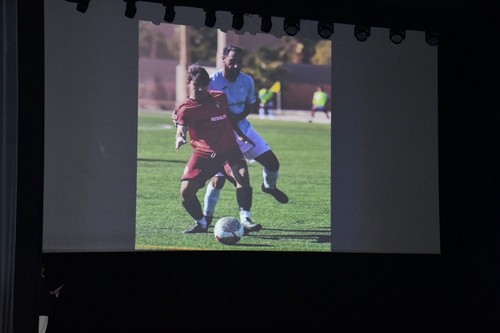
[136,21,332,251]
[43,2,438,254]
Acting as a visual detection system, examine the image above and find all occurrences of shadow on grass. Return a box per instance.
[242,227,332,245]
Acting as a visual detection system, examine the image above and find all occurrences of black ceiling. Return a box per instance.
[112,0,499,31]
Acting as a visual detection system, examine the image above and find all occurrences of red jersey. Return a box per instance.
[176,91,238,154]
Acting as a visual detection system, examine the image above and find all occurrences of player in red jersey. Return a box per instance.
[174,64,262,234]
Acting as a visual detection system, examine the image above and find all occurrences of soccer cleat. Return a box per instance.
[241,218,262,235]
[182,223,208,234]
[261,184,289,203]
[204,215,213,227]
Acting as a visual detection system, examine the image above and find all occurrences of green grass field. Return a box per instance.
[136,110,331,252]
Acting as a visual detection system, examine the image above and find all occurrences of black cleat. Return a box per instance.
[182,223,208,234]
[204,215,213,228]
[261,184,289,203]
[241,218,262,235]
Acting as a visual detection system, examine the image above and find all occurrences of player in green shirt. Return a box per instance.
[258,87,275,119]
[309,85,330,122]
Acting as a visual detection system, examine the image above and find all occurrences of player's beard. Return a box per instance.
[225,67,240,82]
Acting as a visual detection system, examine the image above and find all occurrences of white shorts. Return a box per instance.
[237,125,271,160]
[213,125,271,177]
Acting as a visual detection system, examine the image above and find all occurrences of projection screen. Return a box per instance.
[43,0,439,254]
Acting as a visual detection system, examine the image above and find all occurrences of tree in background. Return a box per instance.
[139,22,331,67]
[245,37,331,91]
[139,22,217,64]
[139,23,178,59]
[188,27,218,64]
[310,40,332,65]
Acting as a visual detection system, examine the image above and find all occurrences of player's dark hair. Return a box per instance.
[187,64,210,86]
[222,45,245,58]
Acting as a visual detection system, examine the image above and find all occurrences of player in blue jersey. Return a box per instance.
[203,45,289,228]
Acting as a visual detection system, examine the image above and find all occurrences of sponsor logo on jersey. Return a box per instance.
[210,114,227,122]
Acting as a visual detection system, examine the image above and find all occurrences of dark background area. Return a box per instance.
[9,0,500,332]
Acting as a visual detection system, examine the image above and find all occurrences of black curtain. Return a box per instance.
[0,0,19,331]
[1,1,45,332]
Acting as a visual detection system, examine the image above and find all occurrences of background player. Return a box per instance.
[309,85,330,122]
[258,85,275,119]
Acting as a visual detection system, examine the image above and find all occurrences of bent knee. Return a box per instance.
[264,158,280,172]
[211,176,226,189]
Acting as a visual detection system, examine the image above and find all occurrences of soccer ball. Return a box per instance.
[213,217,244,245]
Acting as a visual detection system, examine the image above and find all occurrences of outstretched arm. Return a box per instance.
[171,109,179,126]
[229,112,255,147]
[175,125,187,151]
